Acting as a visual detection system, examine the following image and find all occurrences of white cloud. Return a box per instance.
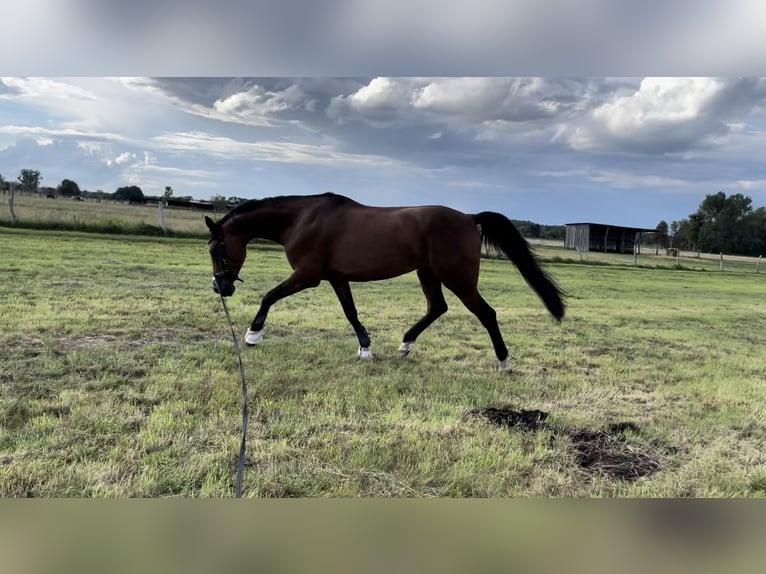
[328,77,602,135]
[119,77,311,128]
[560,77,766,153]
[123,162,219,185]
[348,77,413,110]
[532,167,689,189]
[0,124,126,142]
[327,78,419,125]
[414,77,562,121]
[591,77,725,138]
[152,131,416,170]
[114,152,135,165]
[0,77,98,101]
[588,169,689,189]
[214,84,313,119]
[737,179,766,190]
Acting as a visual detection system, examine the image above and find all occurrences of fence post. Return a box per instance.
[633,243,638,265]
[720,252,724,272]
[676,248,680,268]
[8,186,17,224]
[159,200,167,235]
[758,255,762,273]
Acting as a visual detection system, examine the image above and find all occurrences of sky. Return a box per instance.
[2,2,766,228]
[3,76,766,227]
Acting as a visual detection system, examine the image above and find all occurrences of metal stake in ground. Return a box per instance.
[216,287,248,498]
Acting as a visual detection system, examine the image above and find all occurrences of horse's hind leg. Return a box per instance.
[330,279,372,359]
[399,268,447,357]
[448,287,510,372]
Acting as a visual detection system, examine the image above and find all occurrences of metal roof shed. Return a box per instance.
[564,222,656,254]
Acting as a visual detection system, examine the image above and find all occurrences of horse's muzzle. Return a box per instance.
[212,277,236,297]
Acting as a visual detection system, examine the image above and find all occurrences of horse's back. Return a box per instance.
[320,201,480,281]
[338,203,476,248]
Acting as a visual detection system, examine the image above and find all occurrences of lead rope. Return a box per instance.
[217,289,248,498]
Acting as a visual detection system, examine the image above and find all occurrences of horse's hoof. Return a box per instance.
[358,347,373,360]
[498,357,512,373]
[244,329,263,346]
[398,341,413,358]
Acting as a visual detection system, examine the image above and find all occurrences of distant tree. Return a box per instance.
[164,186,174,200]
[674,211,705,252]
[509,219,563,240]
[696,192,752,253]
[515,221,542,238]
[57,179,81,198]
[540,225,566,241]
[669,220,679,247]
[210,193,228,211]
[673,191,763,256]
[747,207,766,256]
[114,185,145,204]
[17,169,42,194]
[654,220,669,254]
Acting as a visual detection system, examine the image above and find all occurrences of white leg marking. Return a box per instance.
[398,341,414,358]
[245,329,263,346]
[498,357,512,373]
[358,346,373,360]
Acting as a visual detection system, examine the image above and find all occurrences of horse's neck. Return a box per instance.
[225,206,295,245]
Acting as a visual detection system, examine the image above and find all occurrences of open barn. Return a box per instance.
[564,222,656,254]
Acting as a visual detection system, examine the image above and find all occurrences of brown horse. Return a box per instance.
[206,192,564,371]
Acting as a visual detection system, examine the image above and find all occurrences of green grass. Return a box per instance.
[1,193,217,236]
[2,224,765,497]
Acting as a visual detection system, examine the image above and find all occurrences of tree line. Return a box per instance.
[1,169,247,210]
[669,191,765,257]
[510,219,566,241]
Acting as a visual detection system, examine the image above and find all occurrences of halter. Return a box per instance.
[209,233,244,284]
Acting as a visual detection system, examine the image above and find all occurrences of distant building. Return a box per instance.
[565,223,656,254]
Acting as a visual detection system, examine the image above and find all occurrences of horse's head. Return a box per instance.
[205,215,245,297]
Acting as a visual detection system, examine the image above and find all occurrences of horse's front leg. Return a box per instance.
[329,279,372,359]
[245,272,319,346]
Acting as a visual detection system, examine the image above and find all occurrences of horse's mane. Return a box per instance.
[219,192,351,225]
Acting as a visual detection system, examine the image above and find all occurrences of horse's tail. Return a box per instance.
[472,211,566,321]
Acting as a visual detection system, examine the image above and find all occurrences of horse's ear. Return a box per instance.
[204,215,217,232]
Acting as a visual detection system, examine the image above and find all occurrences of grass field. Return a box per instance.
[1,193,218,236]
[1,221,765,497]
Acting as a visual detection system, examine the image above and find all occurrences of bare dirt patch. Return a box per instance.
[467,406,662,481]
[569,428,661,480]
